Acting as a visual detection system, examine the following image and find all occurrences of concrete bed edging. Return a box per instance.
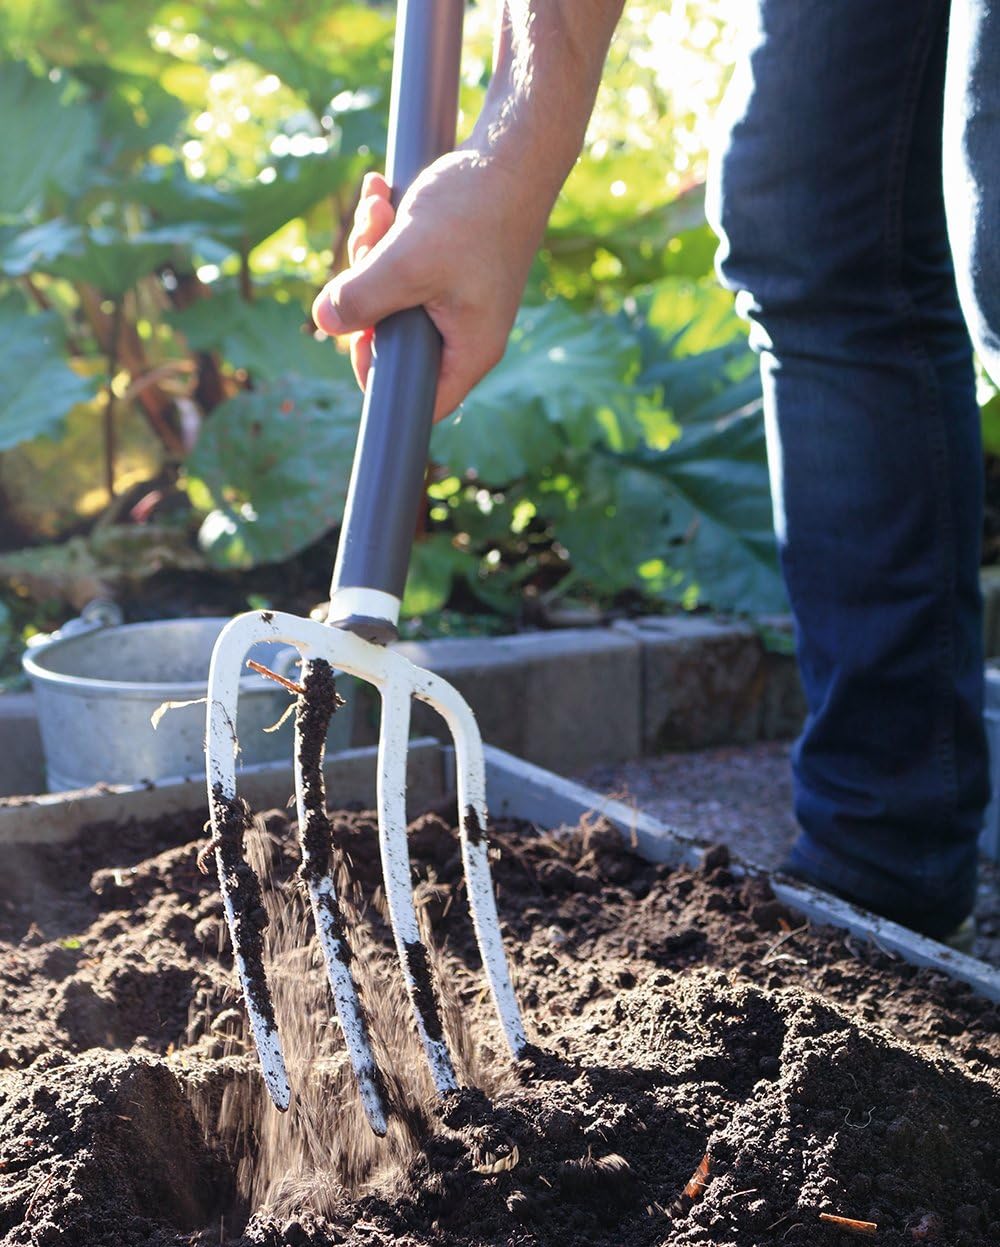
[0,614,805,796]
[2,737,995,1004]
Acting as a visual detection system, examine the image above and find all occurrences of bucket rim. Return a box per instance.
[22,615,287,699]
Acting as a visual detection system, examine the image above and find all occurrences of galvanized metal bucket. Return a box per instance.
[23,612,354,792]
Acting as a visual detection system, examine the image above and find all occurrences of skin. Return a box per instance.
[312,0,626,422]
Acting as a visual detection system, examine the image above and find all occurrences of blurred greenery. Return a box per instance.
[1,0,788,664]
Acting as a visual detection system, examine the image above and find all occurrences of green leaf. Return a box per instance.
[184,374,360,568]
[551,462,671,596]
[1,0,176,79]
[0,219,207,294]
[122,153,362,253]
[401,535,467,617]
[230,154,363,252]
[629,277,749,365]
[156,2,393,118]
[170,290,348,382]
[431,301,639,483]
[119,166,242,228]
[0,294,96,452]
[549,156,703,249]
[617,404,786,614]
[0,63,99,219]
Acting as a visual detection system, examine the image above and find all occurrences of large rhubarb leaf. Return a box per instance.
[184,373,359,568]
[0,295,96,452]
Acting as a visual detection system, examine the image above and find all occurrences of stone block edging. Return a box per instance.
[0,616,805,796]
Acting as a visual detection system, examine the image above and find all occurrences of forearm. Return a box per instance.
[468,0,625,199]
[315,1,624,415]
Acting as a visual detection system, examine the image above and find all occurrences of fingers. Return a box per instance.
[312,173,395,337]
[349,327,374,392]
[313,190,415,338]
[360,170,390,202]
[313,238,415,337]
[348,193,394,265]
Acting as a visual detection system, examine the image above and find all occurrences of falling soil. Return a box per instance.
[0,797,998,1247]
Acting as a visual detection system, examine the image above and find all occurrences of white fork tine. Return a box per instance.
[414,671,528,1060]
[294,658,389,1137]
[205,617,291,1111]
[378,680,458,1094]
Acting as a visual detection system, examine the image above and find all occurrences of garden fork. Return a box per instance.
[203,0,526,1136]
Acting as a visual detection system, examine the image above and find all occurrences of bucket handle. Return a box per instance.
[25,598,123,653]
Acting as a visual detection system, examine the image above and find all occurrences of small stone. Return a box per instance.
[541,1107,575,1140]
[281,1218,310,1246]
[701,843,731,871]
[954,1204,981,1231]
[537,860,577,892]
[909,1211,944,1241]
[506,1190,532,1220]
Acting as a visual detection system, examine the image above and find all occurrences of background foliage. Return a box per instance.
[1,0,786,674]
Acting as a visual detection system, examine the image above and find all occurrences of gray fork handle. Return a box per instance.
[327,0,464,644]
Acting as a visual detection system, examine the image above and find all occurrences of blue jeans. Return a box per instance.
[708,0,1000,938]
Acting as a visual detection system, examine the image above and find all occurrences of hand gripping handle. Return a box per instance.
[327,0,464,644]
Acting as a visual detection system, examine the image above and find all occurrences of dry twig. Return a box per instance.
[246,658,306,696]
[683,1153,711,1201]
[819,1212,877,1236]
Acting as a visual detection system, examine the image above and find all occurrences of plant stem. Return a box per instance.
[104,299,123,502]
[77,284,186,458]
[239,248,253,302]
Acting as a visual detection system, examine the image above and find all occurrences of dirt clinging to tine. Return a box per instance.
[403,938,447,1045]
[210,784,276,1035]
[462,804,486,847]
[294,658,344,886]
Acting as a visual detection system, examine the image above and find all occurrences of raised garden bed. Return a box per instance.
[0,746,997,1247]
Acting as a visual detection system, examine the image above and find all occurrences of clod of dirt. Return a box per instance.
[0,1052,228,1245]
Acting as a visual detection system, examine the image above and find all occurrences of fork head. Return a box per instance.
[204,609,526,1134]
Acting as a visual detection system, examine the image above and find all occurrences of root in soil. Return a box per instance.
[0,796,997,1247]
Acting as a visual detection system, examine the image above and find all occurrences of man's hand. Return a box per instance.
[312,154,548,423]
[312,0,625,421]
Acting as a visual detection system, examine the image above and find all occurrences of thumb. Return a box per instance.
[312,236,417,337]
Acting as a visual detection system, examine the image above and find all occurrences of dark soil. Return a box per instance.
[0,799,997,1247]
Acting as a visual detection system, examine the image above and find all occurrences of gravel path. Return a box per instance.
[578,741,1000,967]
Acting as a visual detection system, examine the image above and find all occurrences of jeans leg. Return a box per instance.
[707,0,987,938]
[944,0,1000,382]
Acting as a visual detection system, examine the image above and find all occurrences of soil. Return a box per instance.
[0,798,998,1247]
[580,741,1000,968]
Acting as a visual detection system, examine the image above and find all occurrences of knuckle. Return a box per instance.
[331,281,364,328]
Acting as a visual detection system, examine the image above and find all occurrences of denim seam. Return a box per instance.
[880,0,959,877]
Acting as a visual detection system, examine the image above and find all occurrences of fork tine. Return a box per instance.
[414,672,528,1060]
[378,680,458,1094]
[205,629,291,1111]
[210,792,291,1109]
[294,658,389,1136]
